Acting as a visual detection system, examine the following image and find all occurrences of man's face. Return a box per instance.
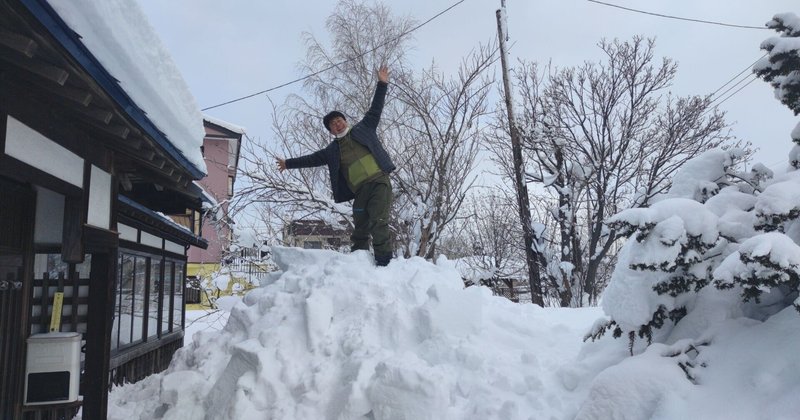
[328,116,348,136]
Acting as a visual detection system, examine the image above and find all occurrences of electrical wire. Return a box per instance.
[709,74,757,107]
[709,54,767,98]
[698,54,768,117]
[713,76,760,107]
[201,0,467,111]
[587,0,769,30]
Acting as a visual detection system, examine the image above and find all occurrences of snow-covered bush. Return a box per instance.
[592,152,800,346]
[590,149,800,351]
[586,150,752,350]
[714,232,800,310]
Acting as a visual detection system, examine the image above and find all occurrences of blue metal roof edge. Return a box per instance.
[20,0,206,180]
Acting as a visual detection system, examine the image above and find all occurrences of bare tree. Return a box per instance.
[390,46,496,259]
[233,0,494,261]
[488,36,735,306]
[460,191,525,279]
[231,0,413,238]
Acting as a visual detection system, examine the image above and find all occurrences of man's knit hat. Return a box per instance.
[323,111,346,131]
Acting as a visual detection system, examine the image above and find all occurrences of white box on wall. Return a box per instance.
[24,332,82,405]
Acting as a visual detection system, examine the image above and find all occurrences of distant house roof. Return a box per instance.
[22,0,207,178]
[204,114,247,135]
[286,220,350,236]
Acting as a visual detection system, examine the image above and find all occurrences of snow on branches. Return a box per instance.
[754,12,800,142]
[714,232,800,312]
[585,145,800,352]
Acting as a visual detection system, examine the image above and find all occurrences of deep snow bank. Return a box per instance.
[104,247,800,420]
[108,247,602,420]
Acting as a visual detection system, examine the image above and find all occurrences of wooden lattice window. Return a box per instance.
[30,253,91,335]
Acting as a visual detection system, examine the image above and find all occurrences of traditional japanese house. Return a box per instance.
[0,1,208,419]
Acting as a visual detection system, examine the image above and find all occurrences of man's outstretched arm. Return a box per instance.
[278,149,328,171]
[363,65,390,129]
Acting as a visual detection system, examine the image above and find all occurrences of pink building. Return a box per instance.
[187,117,243,282]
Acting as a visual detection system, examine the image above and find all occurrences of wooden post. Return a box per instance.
[496,2,545,306]
[62,195,85,263]
[82,250,115,420]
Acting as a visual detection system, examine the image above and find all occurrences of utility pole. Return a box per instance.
[496,1,545,306]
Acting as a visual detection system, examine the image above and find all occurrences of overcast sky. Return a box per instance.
[136,0,798,171]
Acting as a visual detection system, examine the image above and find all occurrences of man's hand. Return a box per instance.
[276,158,286,172]
[377,65,389,83]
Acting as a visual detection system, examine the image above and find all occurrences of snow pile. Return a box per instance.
[577,304,800,419]
[107,247,603,420]
[103,245,800,419]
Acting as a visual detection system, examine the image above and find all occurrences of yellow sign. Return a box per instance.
[49,292,64,332]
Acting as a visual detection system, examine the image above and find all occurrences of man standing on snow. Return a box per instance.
[277,65,395,266]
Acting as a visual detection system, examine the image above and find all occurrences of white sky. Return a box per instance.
[136,0,798,171]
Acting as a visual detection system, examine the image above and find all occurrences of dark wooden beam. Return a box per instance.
[83,250,116,420]
[34,78,92,106]
[54,84,92,106]
[0,44,68,85]
[0,155,83,198]
[82,119,130,139]
[139,145,156,160]
[126,135,144,150]
[0,29,37,57]
[83,225,120,253]
[0,70,92,109]
[80,106,113,124]
[151,156,166,169]
[62,194,85,263]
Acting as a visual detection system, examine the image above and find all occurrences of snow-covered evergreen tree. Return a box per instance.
[588,12,800,352]
[585,149,755,350]
[721,11,800,312]
[754,12,800,144]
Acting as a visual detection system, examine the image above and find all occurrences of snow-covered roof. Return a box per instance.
[117,195,207,248]
[192,181,218,207]
[37,0,207,176]
[204,114,247,135]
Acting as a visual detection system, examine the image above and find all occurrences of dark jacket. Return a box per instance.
[286,81,395,203]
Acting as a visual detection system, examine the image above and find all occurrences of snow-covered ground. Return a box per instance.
[102,246,799,420]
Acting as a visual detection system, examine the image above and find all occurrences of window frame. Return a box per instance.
[112,247,187,355]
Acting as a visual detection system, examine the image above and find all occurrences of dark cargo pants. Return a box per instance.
[351,179,392,262]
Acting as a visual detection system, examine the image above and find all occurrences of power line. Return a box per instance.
[700,54,767,115]
[587,0,769,30]
[709,54,767,98]
[709,73,757,107]
[713,75,759,107]
[202,0,467,111]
